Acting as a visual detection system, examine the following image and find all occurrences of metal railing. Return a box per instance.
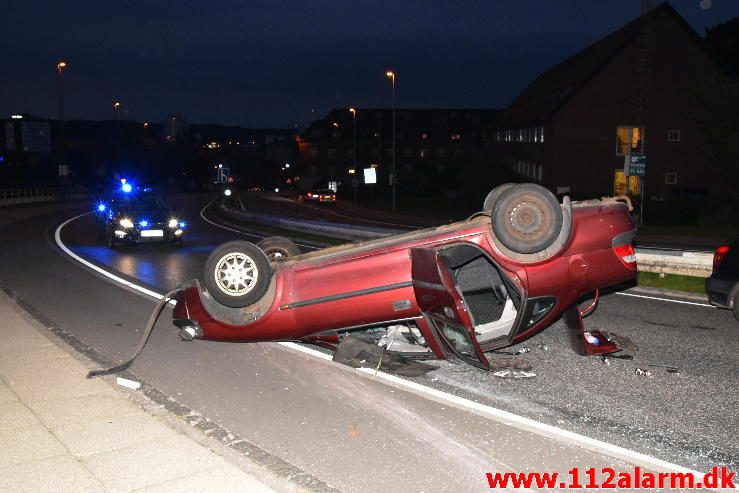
[0,187,87,207]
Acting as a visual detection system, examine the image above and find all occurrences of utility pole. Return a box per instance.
[56,61,68,180]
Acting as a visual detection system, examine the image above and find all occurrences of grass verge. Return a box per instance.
[637,272,706,294]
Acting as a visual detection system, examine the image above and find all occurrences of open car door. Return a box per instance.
[410,247,489,369]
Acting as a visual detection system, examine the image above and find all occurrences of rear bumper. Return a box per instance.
[705,276,737,308]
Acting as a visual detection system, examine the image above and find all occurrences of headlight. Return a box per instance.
[168,219,178,228]
[119,218,134,228]
[224,189,232,196]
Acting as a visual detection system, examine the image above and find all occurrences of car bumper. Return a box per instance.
[114,228,185,243]
[705,276,736,308]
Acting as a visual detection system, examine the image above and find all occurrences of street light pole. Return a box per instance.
[56,61,67,179]
[349,107,357,204]
[385,71,396,212]
[113,101,121,120]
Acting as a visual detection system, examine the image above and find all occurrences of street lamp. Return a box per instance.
[349,108,357,171]
[385,70,396,212]
[56,61,68,179]
[113,101,121,120]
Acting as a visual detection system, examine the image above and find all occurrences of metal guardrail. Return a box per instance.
[0,188,88,207]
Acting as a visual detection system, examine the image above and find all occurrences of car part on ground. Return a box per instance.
[256,236,301,262]
[203,241,272,308]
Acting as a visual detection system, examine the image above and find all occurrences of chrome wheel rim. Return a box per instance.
[214,252,258,296]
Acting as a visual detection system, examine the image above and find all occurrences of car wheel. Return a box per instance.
[256,236,300,262]
[483,183,515,213]
[203,241,272,308]
[492,183,563,254]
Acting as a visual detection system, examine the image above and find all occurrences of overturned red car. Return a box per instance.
[173,184,637,369]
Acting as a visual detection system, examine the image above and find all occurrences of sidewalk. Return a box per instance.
[0,290,278,493]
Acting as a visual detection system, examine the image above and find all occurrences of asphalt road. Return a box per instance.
[0,194,736,492]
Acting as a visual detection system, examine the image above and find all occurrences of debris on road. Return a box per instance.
[333,335,434,377]
[634,368,653,377]
[516,347,531,354]
[488,354,536,379]
[116,377,141,390]
[536,342,549,351]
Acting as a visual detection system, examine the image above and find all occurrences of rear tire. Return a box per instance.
[492,183,563,254]
[483,183,515,213]
[203,241,272,308]
[256,236,300,262]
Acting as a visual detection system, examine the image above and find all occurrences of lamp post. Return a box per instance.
[385,71,396,212]
[349,107,357,204]
[113,101,121,120]
[56,61,67,179]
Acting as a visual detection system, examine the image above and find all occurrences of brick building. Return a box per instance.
[485,3,732,205]
[297,108,499,194]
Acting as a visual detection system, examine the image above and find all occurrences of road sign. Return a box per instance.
[629,155,646,176]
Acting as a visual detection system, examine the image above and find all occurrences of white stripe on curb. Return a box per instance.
[54,212,720,483]
[616,291,714,307]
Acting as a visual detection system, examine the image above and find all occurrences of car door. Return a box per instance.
[410,247,489,369]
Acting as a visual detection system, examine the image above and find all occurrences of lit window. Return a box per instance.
[451,133,461,141]
[421,133,429,140]
[539,127,545,143]
[667,130,680,142]
[616,126,644,155]
[665,172,677,185]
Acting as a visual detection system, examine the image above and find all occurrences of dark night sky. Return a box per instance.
[1,1,737,128]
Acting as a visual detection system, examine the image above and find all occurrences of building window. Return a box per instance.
[453,149,464,159]
[437,148,447,158]
[616,126,644,155]
[327,165,336,177]
[402,148,412,158]
[667,130,680,142]
[420,149,426,159]
[308,165,318,176]
[495,131,501,142]
[421,132,428,140]
[665,172,678,185]
[539,127,544,143]
[327,148,337,160]
[451,133,461,141]
[345,149,352,159]
[308,147,318,160]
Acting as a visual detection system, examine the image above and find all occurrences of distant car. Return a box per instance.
[94,185,185,248]
[301,188,336,205]
[172,184,638,369]
[705,236,739,320]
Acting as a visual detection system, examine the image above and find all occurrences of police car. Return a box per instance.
[94,181,185,248]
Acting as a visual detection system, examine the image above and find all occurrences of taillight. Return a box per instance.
[613,243,637,269]
[307,192,313,198]
[713,245,730,273]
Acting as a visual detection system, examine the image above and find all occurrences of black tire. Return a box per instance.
[256,236,300,262]
[203,241,272,308]
[492,183,563,254]
[483,183,515,213]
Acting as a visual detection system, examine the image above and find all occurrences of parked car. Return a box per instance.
[705,236,739,321]
[172,184,637,369]
[94,183,185,248]
[300,188,336,205]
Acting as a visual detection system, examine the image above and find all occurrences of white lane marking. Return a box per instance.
[54,213,175,305]
[199,201,319,250]
[280,343,709,479]
[56,212,714,482]
[616,291,714,308]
